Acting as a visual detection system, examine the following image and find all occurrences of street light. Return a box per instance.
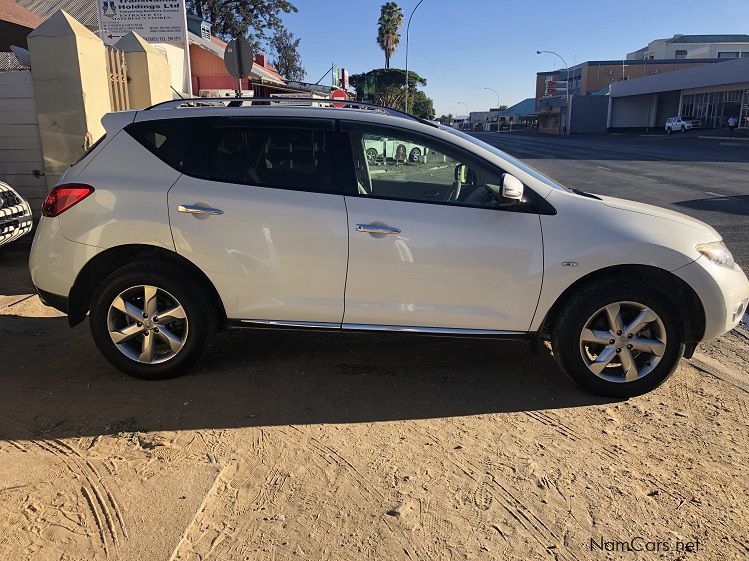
[537,50,570,135]
[483,87,500,109]
[404,0,426,114]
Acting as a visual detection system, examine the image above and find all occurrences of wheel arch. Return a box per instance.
[537,264,705,354]
[68,244,227,329]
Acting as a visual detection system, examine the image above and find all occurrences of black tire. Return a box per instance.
[409,147,422,163]
[681,125,686,133]
[552,281,684,398]
[666,127,671,135]
[90,261,216,380]
[366,148,378,163]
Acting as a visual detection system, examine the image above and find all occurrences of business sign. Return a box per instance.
[97,0,187,44]
[543,76,568,97]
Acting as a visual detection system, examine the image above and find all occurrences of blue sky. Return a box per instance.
[282,0,749,116]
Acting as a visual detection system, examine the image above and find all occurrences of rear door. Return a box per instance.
[156,116,352,324]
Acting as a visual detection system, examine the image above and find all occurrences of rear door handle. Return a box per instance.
[178,204,224,216]
[355,223,401,235]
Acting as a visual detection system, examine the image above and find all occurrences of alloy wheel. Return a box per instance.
[578,301,667,383]
[107,285,189,364]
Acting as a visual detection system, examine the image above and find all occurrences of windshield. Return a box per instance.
[439,126,570,192]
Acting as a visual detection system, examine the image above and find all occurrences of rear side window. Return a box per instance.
[207,126,342,193]
[125,118,210,175]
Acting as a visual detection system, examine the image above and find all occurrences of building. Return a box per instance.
[536,58,730,134]
[465,99,538,132]
[0,0,41,50]
[608,57,749,130]
[627,34,749,61]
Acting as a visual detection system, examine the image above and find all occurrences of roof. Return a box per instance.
[610,56,749,98]
[187,31,285,85]
[16,0,97,27]
[537,58,729,76]
[0,0,42,28]
[667,34,749,44]
[497,98,536,116]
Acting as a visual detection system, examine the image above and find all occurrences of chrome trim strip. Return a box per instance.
[341,324,525,336]
[239,319,340,329]
[234,320,527,337]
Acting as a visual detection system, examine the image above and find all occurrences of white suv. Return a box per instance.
[29,99,749,397]
[665,116,701,134]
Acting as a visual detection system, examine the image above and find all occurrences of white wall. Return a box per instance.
[0,71,46,210]
[609,93,658,128]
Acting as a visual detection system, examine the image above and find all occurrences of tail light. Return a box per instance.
[41,184,94,217]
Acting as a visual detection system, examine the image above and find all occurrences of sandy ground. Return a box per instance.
[1,246,748,561]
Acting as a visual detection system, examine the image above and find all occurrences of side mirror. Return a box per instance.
[501,173,524,201]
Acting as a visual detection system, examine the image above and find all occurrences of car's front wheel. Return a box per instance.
[666,127,672,134]
[90,262,216,380]
[552,281,684,397]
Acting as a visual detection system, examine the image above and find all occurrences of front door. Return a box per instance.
[168,118,350,324]
[342,125,544,332]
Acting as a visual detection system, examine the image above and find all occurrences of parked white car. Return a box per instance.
[363,136,426,164]
[29,100,749,397]
[665,116,701,134]
[0,181,33,253]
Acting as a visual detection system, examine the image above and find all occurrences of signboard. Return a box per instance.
[543,76,568,97]
[97,0,187,44]
[331,88,347,107]
[224,39,254,78]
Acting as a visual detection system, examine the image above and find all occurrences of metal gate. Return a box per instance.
[106,46,130,112]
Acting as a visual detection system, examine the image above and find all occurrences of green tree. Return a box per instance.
[376,2,403,69]
[269,27,305,80]
[350,68,434,120]
[188,0,297,48]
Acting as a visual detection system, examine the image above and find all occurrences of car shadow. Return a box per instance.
[0,314,616,441]
[674,195,749,216]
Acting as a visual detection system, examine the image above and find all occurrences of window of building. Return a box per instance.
[674,50,687,59]
[718,51,740,58]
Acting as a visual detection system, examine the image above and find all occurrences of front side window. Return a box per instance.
[350,129,531,210]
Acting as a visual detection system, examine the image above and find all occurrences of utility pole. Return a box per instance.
[404,0,426,114]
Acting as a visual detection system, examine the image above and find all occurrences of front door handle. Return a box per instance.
[178,204,224,216]
[355,223,401,235]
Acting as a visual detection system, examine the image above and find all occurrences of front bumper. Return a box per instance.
[675,257,749,340]
[0,201,33,248]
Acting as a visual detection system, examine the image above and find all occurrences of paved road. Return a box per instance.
[471,132,749,268]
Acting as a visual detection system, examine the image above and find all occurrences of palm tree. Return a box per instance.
[377,2,403,69]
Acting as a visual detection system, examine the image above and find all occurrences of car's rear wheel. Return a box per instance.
[681,125,686,133]
[552,281,684,397]
[90,262,216,380]
[666,127,672,134]
[409,147,422,163]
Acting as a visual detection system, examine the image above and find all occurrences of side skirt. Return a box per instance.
[228,319,530,340]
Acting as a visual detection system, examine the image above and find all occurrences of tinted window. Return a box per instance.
[208,126,339,193]
[125,118,207,173]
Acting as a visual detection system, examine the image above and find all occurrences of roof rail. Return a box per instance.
[143,97,438,127]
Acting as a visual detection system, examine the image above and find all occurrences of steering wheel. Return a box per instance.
[462,184,497,206]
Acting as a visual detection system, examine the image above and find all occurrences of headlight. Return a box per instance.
[696,241,736,269]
